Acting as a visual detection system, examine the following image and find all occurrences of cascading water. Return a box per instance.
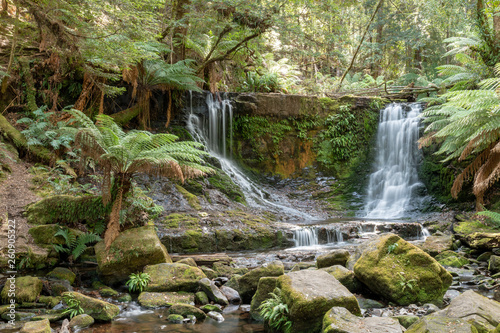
[364,103,425,219]
[186,92,314,221]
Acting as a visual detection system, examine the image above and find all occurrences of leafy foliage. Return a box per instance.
[67,109,213,249]
[259,288,292,333]
[53,228,102,260]
[62,294,84,319]
[126,272,151,293]
[476,209,500,227]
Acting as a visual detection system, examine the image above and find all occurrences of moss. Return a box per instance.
[207,169,245,203]
[454,220,499,234]
[175,184,202,210]
[169,303,206,321]
[250,277,278,321]
[47,267,76,285]
[26,195,108,226]
[29,224,83,248]
[144,263,207,292]
[38,296,62,308]
[62,292,119,321]
[69,314,95,329]
[167,314,184,323]
[435,250,469,268]
[92,281,119,297]
[1,276,42,303]
[195,291,209,305]
[238,261,284,302]
[161,213,200,229]
[20,318,51,333]
[138,292,194,308]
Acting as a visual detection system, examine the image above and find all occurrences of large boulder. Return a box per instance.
[69,314,94,329]
[220,286,241,304]
[28,224,82,247]
[321,265,362,293]
[1,276,42,303]
[278,269,360,333]
[238,260,284,302]
[20,318,51,333]
[353,234,452,305]
[169,303,206,321]
[95,225,171,285]
[138,292,194,308]
[316,250,350,268]
[47,267,76,285]
[461,232,500,250]
[419,234,453,256]
[406,315,477,333]
[144,263,206,292]
[250,277,279,321]
[198,278,229,306]
[431,290,500,332]
[489,255,500,274]
[62,292,119,321]
[323,307,404,333]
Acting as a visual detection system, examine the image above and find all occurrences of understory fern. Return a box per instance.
[53,228,102,260]
[259,288,292,333]
[477,210,500,227]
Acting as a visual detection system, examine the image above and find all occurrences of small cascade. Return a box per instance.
[292,226,345,247]
[186,91,314,221]
[293,228,318,247]
[364,103,425,219]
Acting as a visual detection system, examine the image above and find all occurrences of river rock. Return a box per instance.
[144,263,206,292]
[477,252,493,262]
[95,225,172,285]
[323,307,404,333]
[20,318,51,333]
[69,314,94,329]
[435,250,469,268]
[31,312,66,322]
[321,265,362,293]
[207,311,224,322]
[432,290,500,331]
[278,269,360,333]
[177,257,197,267]
[49,279,72,296]
[138,292,194,308]
[353,234,452,305]
[290,262,316,271]
[489,255,500,273]
[406,315,477,333]
[200,266,217,279]
[393,315,419,328]
[46,267,76,285]
[419,234,453,256]
[200,304,222,313]
[250,276,278,321]
[220,285,241,304]
[169,303,206,321]
[238,260,284,302]
[316,249,350,268]
[167,314,184,323]
[62,292,119,321]
[461,232,500,250]
[1,276,42,303]
[213,262,249,277]
[198,278,229,305]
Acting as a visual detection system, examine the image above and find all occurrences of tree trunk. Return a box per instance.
[171,0,190,63]
[1,0,7,13]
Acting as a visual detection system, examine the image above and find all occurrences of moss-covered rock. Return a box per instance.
[47,267,76,285]
[138,292,194,308]
[419,234,454,256]
[1,276,42,304]
[95,225,171,285]
[28,224,80,248]
[321,265,362,293]
[213,262,249,278]
[435,251,469,268]
[353,234,452,306]
[169,303,206,321]
[394,315,419,329]
[461,232,500,250]
[144,263,207,292]
[250,277,278,321]
[198,278,228,305]
[49,279,72,296]
[200,266,217,279]
[177,258,197,267]
[278,270,360,333]
[175,184,202,210]
[62,292,119,321]
[26,195,107,226]
[38,296,61,308]
[200,304,222,313]
[290,262,316,272]
[91,281,119,297]
[323,307,403,333]
[20,318,51,333]
[195,291,209,305]
[30,312,66,322]
[2,311,35,321]
[69,313,94,329]
[238,261,284,303]
[167,314,184,323]
[490,255,500,274]
[316,250,350,268]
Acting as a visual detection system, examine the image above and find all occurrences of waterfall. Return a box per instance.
[364,103,425,219]
[186,92,314,220]
[292,226,344,247]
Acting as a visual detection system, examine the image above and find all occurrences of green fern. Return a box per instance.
[477,210,500,227]
[259,288,292,333]
[53,228,102,260]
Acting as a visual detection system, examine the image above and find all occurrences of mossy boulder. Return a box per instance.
[460,233,500,250]
[198,278,228,305]
[405,315,477,333]
[20,318,51,333]
[1,276,42,303]
[91,281,119,297]
[213,262,249,278]
[47,267,76,285]
[353,234,452,306]
[169,303,206,321]
[200,304,223,313]
[323,307,404,333]
[69,313,94,329]
[49,279,72,296]
[278,270,360,333]
[28,224,82,248]
[177,258,197,267]
[393,315,419,329]
[138,292,194,308]
[316,250,350,268]
[238,261,284,302]
[490,255,500,274]
[419,234,454,256]
[250,277,278,321]
[62,292,119,321]
[321,265,362,293]
[195,291,209,305]
[167,314,184,323]
[26,195,107,225]
[200,266,217,279]
[144,263,207,292]
[95,225,172,285]
[435,251,469,268]
[38,296,61,308]
[31,312,66,322]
